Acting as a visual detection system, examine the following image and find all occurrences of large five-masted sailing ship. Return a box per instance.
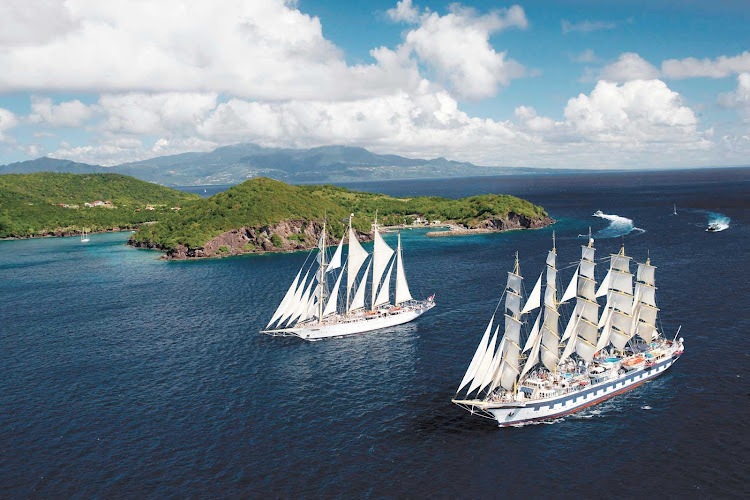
[452,233,684,426]
[261,216,434,340]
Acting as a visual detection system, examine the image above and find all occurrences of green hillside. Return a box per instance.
[132,177,548,252]
[0,173,201,238]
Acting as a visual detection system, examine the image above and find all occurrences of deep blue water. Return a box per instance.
[2,169,748,497]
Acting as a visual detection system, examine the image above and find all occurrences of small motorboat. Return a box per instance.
[706,222,722,232]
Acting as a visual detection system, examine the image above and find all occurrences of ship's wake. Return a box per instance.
[588,211,645,238]
[702,210,730,232]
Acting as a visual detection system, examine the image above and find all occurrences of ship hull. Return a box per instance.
[265,302,434,341]
[486,354,680,427]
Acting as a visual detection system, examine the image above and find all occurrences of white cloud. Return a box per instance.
[0,108,19,142]
[387,0,419,23]
[561,19,616,34]
[564,80,699,143]
[599,53,660,82]
[0,0,78,46]
[98,92,218,135]
[570,49,597,63]
[28,97,97,128]
[662,52,750,79]
[0,0,418,101]
[718,73,750,119]
[401,5,529,100]
[46,78,727,169]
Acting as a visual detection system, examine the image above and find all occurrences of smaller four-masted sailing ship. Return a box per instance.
[452,233,684,426]
[262,216,434,340]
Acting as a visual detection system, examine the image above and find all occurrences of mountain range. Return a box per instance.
[0,143,575,186]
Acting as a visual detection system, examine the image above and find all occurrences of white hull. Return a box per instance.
[460,353,681,427]
[264,301,434,341]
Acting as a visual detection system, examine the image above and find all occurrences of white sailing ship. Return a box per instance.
[261,216,434,340]
[452,233,684,427]
[81,228,89,242]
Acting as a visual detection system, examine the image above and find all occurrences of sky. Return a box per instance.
[0,0,748,169]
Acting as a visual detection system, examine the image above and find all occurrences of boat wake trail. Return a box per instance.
[702,210,730,232]
[590,210,646,238]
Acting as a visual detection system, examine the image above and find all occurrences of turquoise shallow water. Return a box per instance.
[1,168,748,497]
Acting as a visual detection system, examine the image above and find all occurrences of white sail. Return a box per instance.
[506,272,523,295]
[303,296,318,321]
[540,247,559,372]
[372,230,395,308]
[285,274,316,326]
[519,332,542,378]
[522,310,542,352]
[611,310,633,335]
[636,321,657,342]
[544,284,556,309]
[521,273,542,314]
[580,260,596,280]
[582,246,595,262]
[561,308,578,341]
[506,291,522,317]
[322,269,344,317]
[610,254,631,273]
[560,267,578,304]
[346,226,369,309]
[457,315,494,393]
[278,270,311,325]
[301,284,319,322]
[394,234,413,304]
[326,237,344,273]
[637,263,656,286]
[610,271,633,295]
[609,327,630,351]
[546,250,556,267]
[595,312,613,351]
[575,336,597,363]
[596,269,611,297]
[638,304,658,325]
[499,318,522,391]
[598,294,611,327]
[634,283,657,308]
[610,291,633,313]
[373,259,394,307]
[469,326,500,393]
[558,328,578,364]
[478,328,505,392]
[266,268,302,328]
[577,277,596,301]
[350,260,371,311]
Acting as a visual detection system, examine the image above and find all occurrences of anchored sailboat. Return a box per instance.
[81,228,89,242]
[261,216,434,340]
[453,232,684,426]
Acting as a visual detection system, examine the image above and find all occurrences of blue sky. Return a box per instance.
[0,0,748,169]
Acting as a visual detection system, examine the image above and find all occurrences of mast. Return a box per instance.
[371,212,394,310]
[540,233,560,372]
[634,254,659,342]
[493,252,524,392]
[604,243,635,352]
[346,217,352,312]
[318,220,327,322]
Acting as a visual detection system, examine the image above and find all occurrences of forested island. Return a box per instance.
[128,177,553,259]
[0,173,201,238]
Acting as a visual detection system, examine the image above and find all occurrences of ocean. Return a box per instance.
[1,168,748,497]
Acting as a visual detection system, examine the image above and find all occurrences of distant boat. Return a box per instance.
[673,204,677,215]
[706,222,722,232]
[261,215,435,340]
[81,228,90,242]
